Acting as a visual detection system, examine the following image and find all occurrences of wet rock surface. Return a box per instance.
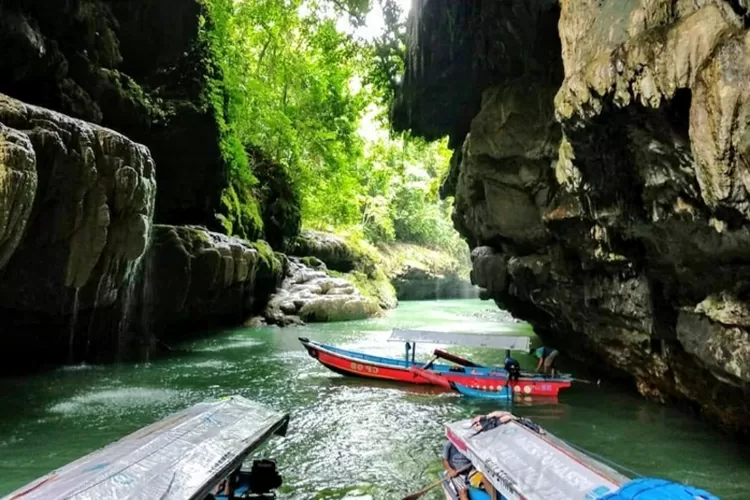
[394,0,750,433]
[0,94,284,372]
[145,225,283,337]
[262,257,381,326]
[0,92,156,370]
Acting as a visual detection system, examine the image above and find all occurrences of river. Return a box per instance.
[0,299,748,498]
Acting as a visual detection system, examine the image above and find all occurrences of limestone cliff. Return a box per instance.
[394,0,750,433]
[0,0,294,371]
[0,93,155,370]
[0,94,283,373]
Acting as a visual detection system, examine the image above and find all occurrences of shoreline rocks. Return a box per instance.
[261,257,381,326]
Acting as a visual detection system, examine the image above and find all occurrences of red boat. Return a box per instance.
[298,329,572,397]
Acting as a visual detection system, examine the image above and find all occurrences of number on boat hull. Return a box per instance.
[350,362,379,374]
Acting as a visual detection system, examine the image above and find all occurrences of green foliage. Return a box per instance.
[251,240,283,277]
[364,0,407,108]
[202,0,378,234]
[199,0,467,263]
[200,0,263,240]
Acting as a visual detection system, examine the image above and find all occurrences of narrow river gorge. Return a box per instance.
[1,300,747,499]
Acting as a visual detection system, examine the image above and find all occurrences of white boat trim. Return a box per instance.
[389,329,531,351]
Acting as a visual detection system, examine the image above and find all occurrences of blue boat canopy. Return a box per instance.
[601,478,719,500]
[389,328,531,351]
[4,395,289,500]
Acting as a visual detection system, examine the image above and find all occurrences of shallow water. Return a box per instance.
[0,300,748,498]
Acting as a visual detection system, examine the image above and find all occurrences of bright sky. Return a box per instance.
[347,0,412,41]
[352,1,412,141]
[329,0,412,142]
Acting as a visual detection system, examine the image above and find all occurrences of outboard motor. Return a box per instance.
[242,459,282,498]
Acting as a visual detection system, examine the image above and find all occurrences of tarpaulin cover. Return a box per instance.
[4,395,289,500]
[601,478,719,500]
[445,418,628,500]
[389,329,530,350]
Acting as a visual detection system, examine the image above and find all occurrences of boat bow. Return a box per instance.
[4,396,288,500]
[445,418,627,499]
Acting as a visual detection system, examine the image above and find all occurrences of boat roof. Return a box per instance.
[445,418,628,500]
[389,328,531,351]
[4,395,289,500]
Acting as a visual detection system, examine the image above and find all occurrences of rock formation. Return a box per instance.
[289,231,477,303]
[0,1,294,372]
[0,0,301,242]
[0,94,285,373]
[144,225,283,338]
[288,231,398,309]
[394,0,750,433]
[377,243,477,300]
[0,93,155,370]
[261,257,381,326]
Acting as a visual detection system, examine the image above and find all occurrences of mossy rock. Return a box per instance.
[251,240,284,278]
[333,270,398,310]
[300,256,326,270]
[290,230,376,274]
[248,145,301,250]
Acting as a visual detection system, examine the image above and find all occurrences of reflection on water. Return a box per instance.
[0,300,748,499]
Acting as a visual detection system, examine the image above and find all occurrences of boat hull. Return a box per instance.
[454,383,513,400]
[299,338,571,397]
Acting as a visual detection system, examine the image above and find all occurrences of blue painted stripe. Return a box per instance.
[454,383,514,400]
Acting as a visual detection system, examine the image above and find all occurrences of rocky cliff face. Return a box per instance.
[0,93,155,370]
[0,94,284,373]
[377,242,477,300]
[0,1,295,372]
[0,0,299,242]
[394,0,750,433]
[145,226,283,340]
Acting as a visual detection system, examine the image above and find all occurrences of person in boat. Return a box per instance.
[504,354,521,383]
[441,439,473,500]
[532,345,559,377]
[442,428,499,500]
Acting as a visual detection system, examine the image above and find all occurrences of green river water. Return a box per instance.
[0,300,748,499]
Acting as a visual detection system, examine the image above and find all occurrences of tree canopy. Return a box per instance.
[202,0,467,260]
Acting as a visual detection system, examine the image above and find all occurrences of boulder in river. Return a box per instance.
[263,258,382,325]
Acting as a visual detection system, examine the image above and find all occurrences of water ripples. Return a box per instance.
[1,300,748,499]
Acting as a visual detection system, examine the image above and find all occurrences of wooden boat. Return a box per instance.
[4,395,288,500]
[440,414,719,500]
[299,330,572,397]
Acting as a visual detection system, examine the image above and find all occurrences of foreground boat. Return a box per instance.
[440,414,719,500]
[4,395,288,500]
[299,332,572,397]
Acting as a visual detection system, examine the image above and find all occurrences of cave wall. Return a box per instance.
[0,0,300,243]
[394,0,750,433]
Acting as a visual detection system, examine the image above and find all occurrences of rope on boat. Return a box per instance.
[561,439,644,479]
